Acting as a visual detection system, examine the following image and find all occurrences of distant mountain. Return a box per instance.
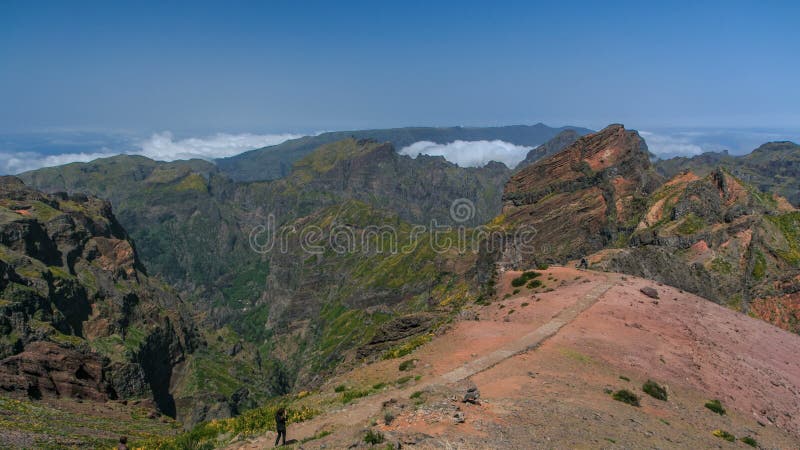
[514,129,581,170]
[655,141,800,206]
[216,124,593,182]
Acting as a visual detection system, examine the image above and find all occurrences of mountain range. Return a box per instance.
[1,122,798,447]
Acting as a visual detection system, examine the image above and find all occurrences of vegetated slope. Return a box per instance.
[0,177,283,436]
[216,124,593,182]
[213,268,800,449]
[655,141,800,206]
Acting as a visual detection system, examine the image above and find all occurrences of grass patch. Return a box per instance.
[334,384,347,393]
[382,334,431,360]
[526,279,542,289]
[512,289,520,295]
[712,429,735,442]
[301,430,332,444]
[399,359,417,371]
[410,391,424,399]
[372,382,387,390]
[741,436,758,447]
[395,375,413,385]
[612,389,640,407]
[364,429,385,445]
[341,388,372,404]
[642,380,668,401]
[521,302,529,307]
[704,399,726,415]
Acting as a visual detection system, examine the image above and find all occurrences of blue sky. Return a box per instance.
[1,1,798,171]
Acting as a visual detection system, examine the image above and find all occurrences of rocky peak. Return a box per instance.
[498,125,661,266]
[514,129,580,170]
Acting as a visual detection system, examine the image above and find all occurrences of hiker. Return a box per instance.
[117,436,129,450]
[275,407,287,447]
[578,257,588,270]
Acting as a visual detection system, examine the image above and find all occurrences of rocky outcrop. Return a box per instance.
[0,176,195,417]
[499,124,662,266]
[514,129,580,170]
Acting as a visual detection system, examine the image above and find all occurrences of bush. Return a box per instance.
[512,289,520,295]
[612,389,640,406]
[511,271,541,287]
[526,279,542,289]
[410,391,423,399]
[383,411,395,425]
[536,263,549,270]
[372,382,387,390]
[364,429,385,445]
[705,399,726,415]
[334,384,347,393]
[712,429,735,442]
[741,436,758,447]
[398,359,416,371]
[396,375,413,385]
[642,380,668,401]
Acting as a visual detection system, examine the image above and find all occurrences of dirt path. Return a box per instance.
[228,273,614,449]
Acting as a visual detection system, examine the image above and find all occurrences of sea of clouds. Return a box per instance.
[0,132,303,174]
[398,140,533,168]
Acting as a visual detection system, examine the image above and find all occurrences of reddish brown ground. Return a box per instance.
[230,268,800,449]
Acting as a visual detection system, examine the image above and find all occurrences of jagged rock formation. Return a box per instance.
[500,124,662,266]
[592,168,800,320]
[0,176,196,417]
[656,140,800,206]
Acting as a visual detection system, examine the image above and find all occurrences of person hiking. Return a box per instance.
[578,257,588,269]
[117,436,129,450]
[274,407,287,447]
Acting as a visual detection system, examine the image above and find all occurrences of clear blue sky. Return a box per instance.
[1,0,799,135]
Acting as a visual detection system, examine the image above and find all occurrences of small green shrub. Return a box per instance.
[526,279,542,289]
[383,411,395,425]
[642,380,668,401]
[364,429,385,445]
[334,384,347,393]
[372,382,387,390]
[398,359,417,371]
[612,389,640,406]
[410,391,423,399]
[382,334,431,359]
[536,263,549,270]
[705,399,726,415]
[503,293,512,299]
[712,429,735,442]
[512,289,520,295]
[521,302,529,307]
[511,271,541,287]
[396,375,413,385]
[741,436,758,447]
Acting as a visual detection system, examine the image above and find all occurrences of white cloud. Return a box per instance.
[639,131,705,157]
[137,132,304,161]
[398,140,533,168]
[0,150,114,174]
[2,132,305,174]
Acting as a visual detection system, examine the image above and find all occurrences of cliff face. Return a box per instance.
[500,124,662,265]
[593,168,800,323]
[0,176,195,417]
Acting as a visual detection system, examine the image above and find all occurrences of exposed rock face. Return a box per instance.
[500,124,662,266]
[592,168,800,314]
[655,140,800,206]
[0,176,195,417]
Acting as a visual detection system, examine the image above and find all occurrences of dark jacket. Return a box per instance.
[275,409,287,431]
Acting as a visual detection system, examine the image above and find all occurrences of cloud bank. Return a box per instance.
[138,132,304,161]
[0,132,304,174]
[639,131,705,157]
[398,140,533,168]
